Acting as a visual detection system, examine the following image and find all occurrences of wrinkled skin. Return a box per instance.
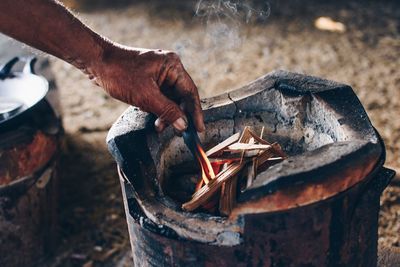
[89,45,205,132]
[0,0,205,133]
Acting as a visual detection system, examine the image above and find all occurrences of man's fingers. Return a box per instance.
[155,115,187,134]
[172,117,188,132]
[154,118,167,132]
[148,85,187,132]
[161,54,205,132]
[173,70,205,132]
[191,95,206,132]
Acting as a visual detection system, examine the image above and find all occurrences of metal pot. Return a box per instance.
[0,57,49,133]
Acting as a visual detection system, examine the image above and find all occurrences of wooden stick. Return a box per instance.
[182,162,244,211]
[255,149,276,168]
[186,126,288,214]
[205,132,241,157]
[252,126,265,181]
[257,157,285,173]
[209,158,241,164]
[239,127,252,164]
[270,143,287,158]
[201,191,220,213]
[227,143,271,151]
[219,175,238,216]
[246,160,257,188]
[260,126,265,140]
[247,128,272,145]
[238,126,251,143]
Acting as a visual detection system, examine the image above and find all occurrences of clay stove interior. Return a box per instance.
[160,98,354,205]
[161,107,336,204]
[154,71,381,204]
[108,70,383,245]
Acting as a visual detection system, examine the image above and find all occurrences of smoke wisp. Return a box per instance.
[174,1,271,95]
[195,0,270,25]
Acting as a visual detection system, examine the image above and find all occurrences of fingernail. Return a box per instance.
[154,118,163,132]
[173,117,187,131]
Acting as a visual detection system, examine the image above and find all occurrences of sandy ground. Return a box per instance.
[44,1,399,266]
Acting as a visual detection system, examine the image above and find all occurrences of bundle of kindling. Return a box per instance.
[182,126,287,216]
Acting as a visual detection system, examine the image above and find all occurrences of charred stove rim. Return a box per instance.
[201,70,349,111]
[118,166,244,245]
[118,167,182,240]
[118,164,395,247]
[238,140,383,202]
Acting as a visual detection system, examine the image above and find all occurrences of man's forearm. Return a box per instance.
[0,0,205,132]
[0,0,106,70]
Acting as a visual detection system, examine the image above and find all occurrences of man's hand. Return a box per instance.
[87,45,205,133]
[0,0,205,133]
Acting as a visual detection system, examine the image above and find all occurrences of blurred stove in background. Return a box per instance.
[0,37,63,267]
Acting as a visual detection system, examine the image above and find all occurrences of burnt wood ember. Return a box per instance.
[108,70,395,267]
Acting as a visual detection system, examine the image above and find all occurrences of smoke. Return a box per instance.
[194,0,270,49]
[195,0,270,25]
[173,1,271,94]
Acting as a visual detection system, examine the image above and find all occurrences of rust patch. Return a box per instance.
[0,131,57,185]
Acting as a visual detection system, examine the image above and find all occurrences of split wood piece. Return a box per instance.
[194,160,233,197]
[254,127,265,180]
[197,146,216,181]
[270,143,287,158]
[226,143,271,152]
[182,162,244,211]
[210,153,245,159]
[246,159,257,188]
[243,149,274,190]
[245,127,270,189]
[185,126,288,214]
[238,127,253,163]
[257,157,285,173]
[213,150,268,159]
[256,149,278,169]
[195,176,204,192]
[206,132,241,157]
[239,126,252,143]
[259,126,265,140]
[201,191,220,213]
[258,157,284,166]
[247,128,272,145]
[209,158,241,164]
[219,175,238,216]
[244,150,263,158]
[246,128,286,158]
[195,158,235,191]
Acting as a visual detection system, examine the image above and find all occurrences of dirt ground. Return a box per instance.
[45,1,399,266]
